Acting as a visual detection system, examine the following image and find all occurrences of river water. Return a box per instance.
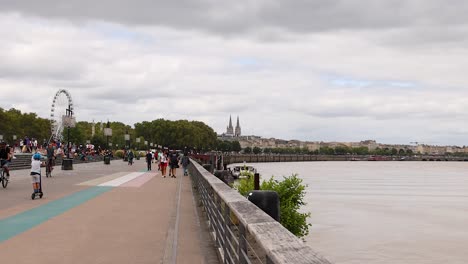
[245,161,468,264]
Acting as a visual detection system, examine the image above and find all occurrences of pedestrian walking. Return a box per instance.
[146,150,152,171]
[169,150,179,178]
[160,151,168,178]
[181,153,190,176]
[127,149,134,165]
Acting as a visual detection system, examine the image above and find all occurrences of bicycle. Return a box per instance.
[45,158,54,178]
[0,164,8,188]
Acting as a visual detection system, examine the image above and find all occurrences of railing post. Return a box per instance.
[215,194,223,250]
[238,222,247,264]
[223,204,230,264]
[254,173,260,190]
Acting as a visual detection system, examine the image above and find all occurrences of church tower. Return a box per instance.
[226,115,234,136]
[235,116,241,137]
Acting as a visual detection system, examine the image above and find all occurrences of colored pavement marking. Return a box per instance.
[77,171,129,186]
[98,172,146,187]
[0,186,112,243]
[120,172,157,187]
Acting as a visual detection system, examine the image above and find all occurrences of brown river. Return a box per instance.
[246,161,468,264]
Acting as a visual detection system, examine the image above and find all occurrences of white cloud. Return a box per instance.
[1,4,468,146]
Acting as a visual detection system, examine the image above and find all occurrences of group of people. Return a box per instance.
[2,140,193,198]
[18,137,39,153]
[145,150,190,178]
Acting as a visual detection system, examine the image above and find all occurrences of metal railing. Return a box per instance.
[189,159,332,264]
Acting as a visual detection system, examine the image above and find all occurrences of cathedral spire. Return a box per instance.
[226,115,234,135]
[235,116,241,137]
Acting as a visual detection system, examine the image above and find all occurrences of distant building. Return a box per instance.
[220,115,242,139]
[235,116,241,137]
[226,115,234,136]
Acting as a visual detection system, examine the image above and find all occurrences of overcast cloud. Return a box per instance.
[1,1,468,146]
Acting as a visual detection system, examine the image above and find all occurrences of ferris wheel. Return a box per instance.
[50,89,74,142]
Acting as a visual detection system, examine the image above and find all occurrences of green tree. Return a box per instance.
[231,141,242,152]
[234,174,311,238]
[352,146,369,155]
[134,119,217,151]
[252,146,262,154]
[244,146,252,154]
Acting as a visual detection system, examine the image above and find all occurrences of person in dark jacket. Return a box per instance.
[145,150,152,171]
[181,153,190,176]
[168,151,179,178]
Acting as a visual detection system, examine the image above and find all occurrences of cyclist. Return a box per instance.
[127,149,134,165]
[46,142,56,174]
[0,141,11,180]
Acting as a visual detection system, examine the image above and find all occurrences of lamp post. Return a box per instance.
[104,121,112,150]
[65,105,73,158]
[125,130,130,149]
[62,104,75,170]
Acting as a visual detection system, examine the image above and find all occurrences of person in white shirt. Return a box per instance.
[30,153,43,194]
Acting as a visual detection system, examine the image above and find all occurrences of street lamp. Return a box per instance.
[64,105,74,158]
[62,104,76,170]
[125,130,130,149]
[104,121,112,149]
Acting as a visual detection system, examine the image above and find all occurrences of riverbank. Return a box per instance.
[217,154,468,164]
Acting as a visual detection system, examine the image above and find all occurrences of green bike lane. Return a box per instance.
[0,160,219,264]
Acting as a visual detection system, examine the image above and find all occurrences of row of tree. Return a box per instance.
[0,108,51,144]
[240,146,417,156]
[0,108,219,151]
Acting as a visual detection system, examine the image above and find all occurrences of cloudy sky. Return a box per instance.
[1,1,468,146]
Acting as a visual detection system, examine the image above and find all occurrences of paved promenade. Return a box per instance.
[0,159,219,264]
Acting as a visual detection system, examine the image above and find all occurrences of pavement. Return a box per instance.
[0,158,219,264]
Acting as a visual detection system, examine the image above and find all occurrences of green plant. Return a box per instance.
[233,176,255,196]
[233,173,311,238]
[114,150,124,158]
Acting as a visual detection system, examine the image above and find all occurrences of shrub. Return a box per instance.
[114,150,124,158]
[233,174,311,238]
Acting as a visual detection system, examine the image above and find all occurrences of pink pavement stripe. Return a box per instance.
[120,172,157,187]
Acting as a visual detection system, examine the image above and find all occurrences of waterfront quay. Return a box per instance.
[0,158,218,264]
[0,156,330,264]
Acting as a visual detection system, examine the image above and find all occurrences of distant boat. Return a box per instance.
[231,165,256,179]
[368,155,387,161]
